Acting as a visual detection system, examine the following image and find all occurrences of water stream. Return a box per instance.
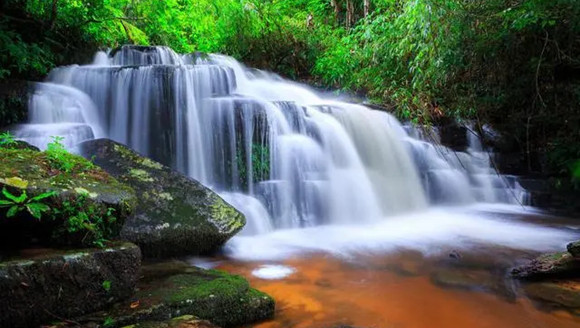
[16,45,529,234]
[14,45,580,327]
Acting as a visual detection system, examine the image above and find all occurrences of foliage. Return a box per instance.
[1,0,579,179]
[0,132,16,147]
[0,187,54,219]
[102,280,112,292]
[51,192,117,247]
[46,136,94,173]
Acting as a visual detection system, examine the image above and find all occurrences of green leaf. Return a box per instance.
[30,191,56,202]
[7,205,21,217]
[0,200,14,206]
[2,188,26,203]
[26,203,50,219]
[102,280,112,292]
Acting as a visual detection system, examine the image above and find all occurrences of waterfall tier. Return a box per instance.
[15,45,528,234]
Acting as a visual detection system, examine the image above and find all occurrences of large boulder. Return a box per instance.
[78,261,275,328]
[511,252,580,279]
[0,146,136,248]
[76,139,245,258]
[0,242,141,328]
[567,240,580,258]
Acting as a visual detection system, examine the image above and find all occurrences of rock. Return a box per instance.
[438,123,468,151]
[0,80,29,128]
[78,261,274,328]
[0,139,40,151]
[511,252,580,279]
[120,315,220,328]
[76,139,245,258]
[523,280,580,308]
[431,269,495,291]
[567,241,580,258]
[0,147,136,248]
[0,242,141,328]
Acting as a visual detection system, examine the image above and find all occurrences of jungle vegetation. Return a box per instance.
[1,0,579,181]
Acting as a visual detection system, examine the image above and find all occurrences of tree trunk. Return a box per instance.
[330,0,340,23]
[364,0,370,17]
[346,0,354,28]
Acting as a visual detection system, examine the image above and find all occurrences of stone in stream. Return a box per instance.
[0,242,141,328]
[523,280,580,309]
[567,241,580,258]
[0,145,136,248]
[123,315,220,328]
[511,252,580,279]
[75,139,245,258]
[77,261,275,328]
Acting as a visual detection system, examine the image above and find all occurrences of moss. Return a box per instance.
[0,148,137,248]
[166,271,249,303]
[209,195,245,234]
[0,148,133,197]
[129,169,154,182]
[87,264,274,328]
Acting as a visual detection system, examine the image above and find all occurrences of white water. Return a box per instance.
[14,45,559,257]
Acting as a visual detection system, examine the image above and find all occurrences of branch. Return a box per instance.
[81,16,146,26]
[535,30,549,108]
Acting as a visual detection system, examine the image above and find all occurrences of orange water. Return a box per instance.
[218,250,580,328]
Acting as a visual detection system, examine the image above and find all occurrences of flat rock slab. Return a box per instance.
[120,315,220,328]
[0,242,141,328]
[79,261,274,328]
[523,279,580,309]
[76,139,245,258]
[512,252,580,279]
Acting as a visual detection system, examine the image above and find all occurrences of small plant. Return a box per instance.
[0,132,16,147]
[0,188,54,219]
[45,136,95,173]
[102,280,112,292]
[103,317,115,327]
[52,193,118,247]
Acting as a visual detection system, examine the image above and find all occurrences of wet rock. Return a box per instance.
[76,139,245,258]
[523,280,580,308]
[567,241,580,258]
[0,242,141,328]
[78,261,274,328]
[0,147,136,247]
[431,269,495,291]
[0,139,40,151]
[511,252,580,279]
[438,123,468,151]
[120,315,220,328]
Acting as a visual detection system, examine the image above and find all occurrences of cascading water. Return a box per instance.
[15,45,529,236]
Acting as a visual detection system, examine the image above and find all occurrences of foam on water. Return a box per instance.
[251,265,296,280]
[224,205,577,261]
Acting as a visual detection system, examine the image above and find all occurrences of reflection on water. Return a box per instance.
[218,250,580,328]
[210,209,580,328]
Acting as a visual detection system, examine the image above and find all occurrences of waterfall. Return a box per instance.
[14,45,528,234]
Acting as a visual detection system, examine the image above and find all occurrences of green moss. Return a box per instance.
[0,148,134,197]
[209,195,245,234]
[166,271,249,303]
[129,169,154,182]
[0,148,137,248]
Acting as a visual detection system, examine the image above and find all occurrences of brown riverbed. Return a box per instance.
[217,245,580,328]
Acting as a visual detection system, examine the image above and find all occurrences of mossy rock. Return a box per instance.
[78,261,274,328]
[121,315,219,328]
[76,139,245,258]
[0,242,141,328]
[0,147,137,248]
[511,252,580,280]
[567,241,580,258]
